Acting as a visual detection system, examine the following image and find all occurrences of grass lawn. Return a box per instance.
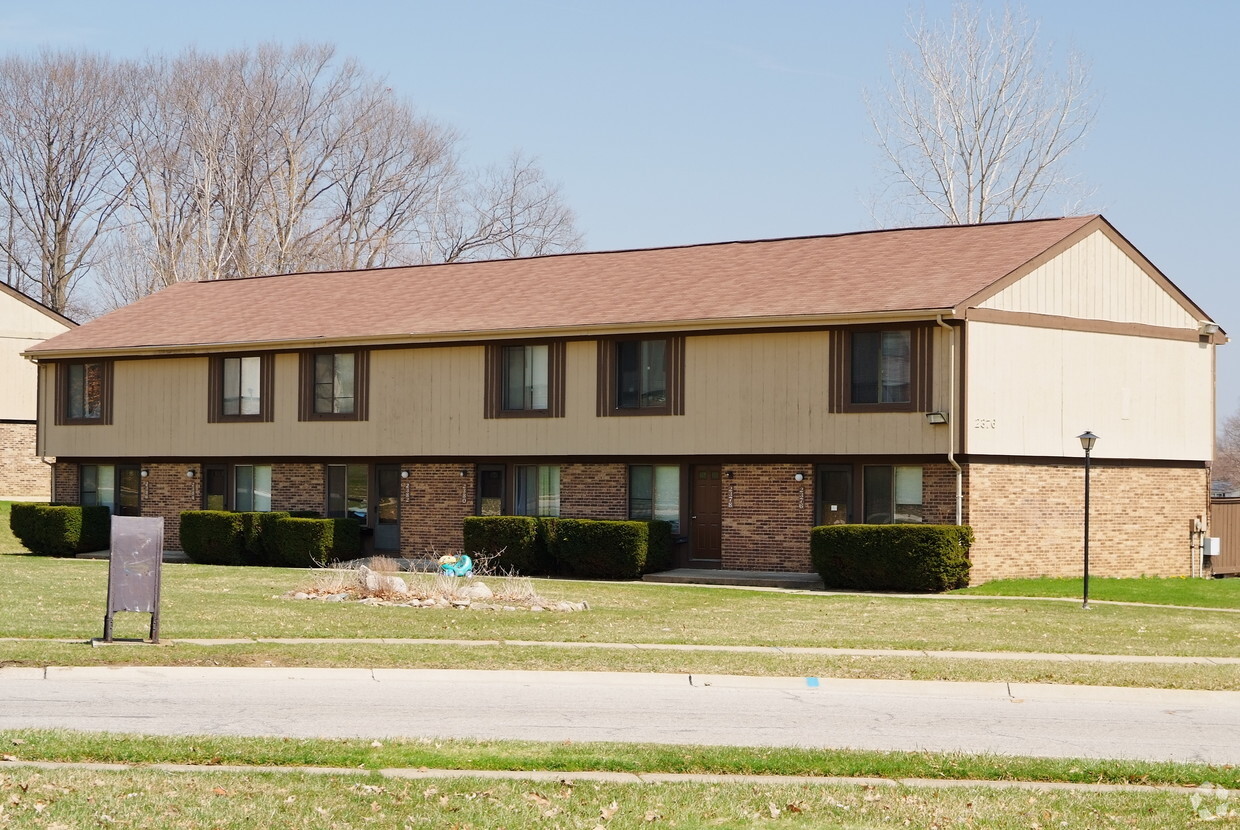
[1,553,1239,690]
[2,762,1221,829]
[955,576,1240,608]
[1,731,1235,828]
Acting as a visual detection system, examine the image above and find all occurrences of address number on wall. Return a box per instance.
[972,418,997,430]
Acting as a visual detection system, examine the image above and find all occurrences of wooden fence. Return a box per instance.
[1209,499,1240,576]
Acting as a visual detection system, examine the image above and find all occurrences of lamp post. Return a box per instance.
[1077,431,1099,609]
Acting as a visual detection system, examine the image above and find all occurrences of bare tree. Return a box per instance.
[431,151,583,263]
[0,50,130,313]
[0,43,583,311]
[867,3,1096,226]
[1215,409,1240,491]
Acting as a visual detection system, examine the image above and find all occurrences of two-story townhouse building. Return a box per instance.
[24,215,1221,582]
[1,282,74,500]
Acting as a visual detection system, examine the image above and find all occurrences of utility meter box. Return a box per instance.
[1203,537,1222,558]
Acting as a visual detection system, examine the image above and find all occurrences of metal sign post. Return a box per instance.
[102,516,164,643]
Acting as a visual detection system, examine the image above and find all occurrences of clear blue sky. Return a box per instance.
[5,1,1238,419]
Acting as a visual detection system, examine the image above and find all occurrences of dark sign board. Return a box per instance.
[103,515,164,643]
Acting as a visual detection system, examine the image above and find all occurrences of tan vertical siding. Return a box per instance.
[979,231,1199,328]
[965,322,1212,460]
[39,330,954,459]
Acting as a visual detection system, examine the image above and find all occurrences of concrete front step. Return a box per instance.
[643,568,824,590]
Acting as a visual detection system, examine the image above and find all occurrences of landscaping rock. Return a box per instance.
[463,582,493,600]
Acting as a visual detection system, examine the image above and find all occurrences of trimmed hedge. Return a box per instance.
[238,511,291,565]
[810,524,973,593]
[180,511,245,566]
[553,519,658,580]
[644,520,673,573]
[8,503,110,556]
[268,517,335,568]
[462,516,546,574]
[330,518,362,560]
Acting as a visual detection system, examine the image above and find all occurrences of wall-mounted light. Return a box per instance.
[926,411,948,425]
[139,469,149,478]
[400,470,410,479]
[1200,321,1220,336]
[460,468,469,478]
[186,469,196,479]
[793,473,805,482]
[725,470,734,479]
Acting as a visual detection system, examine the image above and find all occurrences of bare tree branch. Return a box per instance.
[866,3,1096,226]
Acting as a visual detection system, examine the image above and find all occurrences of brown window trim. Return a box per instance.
[829,325,932,413]
[208,353,275,423]
[55,359,114,425]
[298,349,370,422]
[597,335,685,417]
[484,341,567,419]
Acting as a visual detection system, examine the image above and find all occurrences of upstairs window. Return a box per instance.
[851,331,910,404]
[57,360,112,425]
[597,335,685,417]
[484,341,566,418]
[300,350,369,421]
[209,354,273,423]
[829,326,933,413]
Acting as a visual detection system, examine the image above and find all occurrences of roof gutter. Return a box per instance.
[936,313,963,525]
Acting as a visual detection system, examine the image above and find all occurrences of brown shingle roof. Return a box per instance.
[29,215,1101,355]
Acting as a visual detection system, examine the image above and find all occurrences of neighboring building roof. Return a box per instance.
[0,281,78,331]
[24,214,1201,357]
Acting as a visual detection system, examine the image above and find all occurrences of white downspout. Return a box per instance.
[936,315,963,525]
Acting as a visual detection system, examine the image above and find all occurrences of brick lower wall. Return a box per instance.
[141,463,200,551]
[402,464,473,556]
[0,422,50,500]
[720,463,816,572]
[965,462,1209,583]
[52,462,79,504]
[271,463,326,514]
[560,463,628,519]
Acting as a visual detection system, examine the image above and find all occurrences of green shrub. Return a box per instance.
[9,503,39,551]
[330,518,362,560]
[463,516,548,574]
[810,524,973,592]
[553,519,655,580]
[9,504,111,556]
[268,517,334,568]
[238,511,291,565]
[644,520,673,573]
[180,511,245,566]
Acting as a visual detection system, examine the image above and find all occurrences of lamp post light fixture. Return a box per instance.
[1077,431,1099,609]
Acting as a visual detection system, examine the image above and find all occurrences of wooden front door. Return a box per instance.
[690,465,723,566]
[116,465,142,517]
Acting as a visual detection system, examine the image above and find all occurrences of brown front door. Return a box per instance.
[690,465,723,566]
[116,465,142,517]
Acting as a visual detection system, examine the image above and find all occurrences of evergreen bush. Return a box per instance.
[810,524,973,592]
[553,519,653,580]
[462,516,546,574]
[268,517,334,568]
[180,511,245,566]
[9,504,111,556]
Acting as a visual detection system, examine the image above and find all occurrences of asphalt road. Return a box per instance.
[2,667,1237,765]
